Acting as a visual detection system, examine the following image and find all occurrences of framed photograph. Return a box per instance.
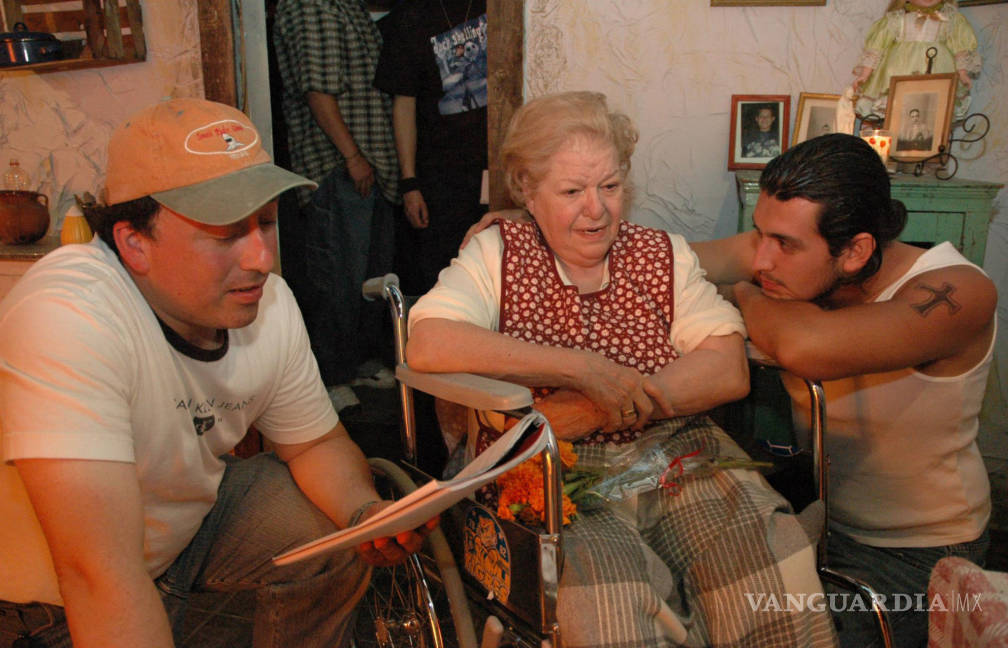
[959,0,1007,5]
[792,92,841,146]
[711,1,825,5]
[728,95,790,170]
[883,73,957,163]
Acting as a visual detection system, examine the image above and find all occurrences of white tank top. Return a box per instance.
[784,243,993,547]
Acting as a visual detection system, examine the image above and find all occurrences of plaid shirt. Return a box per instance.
[273,0,398,205]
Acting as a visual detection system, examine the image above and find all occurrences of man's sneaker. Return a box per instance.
[327,384,360,413]
[350,366,396,389]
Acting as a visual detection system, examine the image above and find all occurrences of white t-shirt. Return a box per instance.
[0,239,338,604]
[409,226,746,353]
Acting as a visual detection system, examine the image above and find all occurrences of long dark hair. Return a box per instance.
[759,133,907,283]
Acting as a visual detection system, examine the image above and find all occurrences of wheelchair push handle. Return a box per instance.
[362,273,400,301]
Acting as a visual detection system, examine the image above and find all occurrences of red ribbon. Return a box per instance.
[659,445,705,496]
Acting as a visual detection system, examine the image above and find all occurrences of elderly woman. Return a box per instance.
[407,92,835,647]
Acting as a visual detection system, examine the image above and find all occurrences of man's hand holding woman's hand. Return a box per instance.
[352,501,440,567]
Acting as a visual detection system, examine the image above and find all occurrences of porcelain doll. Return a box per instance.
[849,0,980,119]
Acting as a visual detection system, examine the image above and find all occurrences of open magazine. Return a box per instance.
[273,411,550,566]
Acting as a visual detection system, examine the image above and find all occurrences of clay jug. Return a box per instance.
[60,205,93,245]
[0,190,49,245]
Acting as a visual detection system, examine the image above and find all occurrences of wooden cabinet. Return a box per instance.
[0,236,58,301]
[734,170,1003,266]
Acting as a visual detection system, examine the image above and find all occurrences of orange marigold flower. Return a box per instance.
[496,440,581,525]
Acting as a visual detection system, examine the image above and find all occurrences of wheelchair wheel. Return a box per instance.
[355,552,443,648]
[353,458,478,648]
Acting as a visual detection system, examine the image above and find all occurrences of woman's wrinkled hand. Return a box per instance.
[354,505,439,567]
[534,388,607,441]
[571,353,653,433]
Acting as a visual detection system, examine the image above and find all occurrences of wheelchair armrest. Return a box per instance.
[395,364,534,412]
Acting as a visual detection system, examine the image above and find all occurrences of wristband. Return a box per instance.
[348,499,380,527]
[398,177,420,195]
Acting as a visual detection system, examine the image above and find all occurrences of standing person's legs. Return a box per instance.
[409,163,487,294]
[826,529,990,648]
[156,453,370,648]
[303,168,378,391]
[358,193,395,369]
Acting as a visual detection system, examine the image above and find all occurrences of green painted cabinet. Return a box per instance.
[734,170,1003,266]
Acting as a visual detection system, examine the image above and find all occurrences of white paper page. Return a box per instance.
[273,413,548,565]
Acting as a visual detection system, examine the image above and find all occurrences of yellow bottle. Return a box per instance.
[60,205,93,245]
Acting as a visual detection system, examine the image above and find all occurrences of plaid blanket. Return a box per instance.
[555,415,838,648]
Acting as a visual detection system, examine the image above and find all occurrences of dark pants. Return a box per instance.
[827,527,990,648]
[302,168,395,386]
[395,161,486,296]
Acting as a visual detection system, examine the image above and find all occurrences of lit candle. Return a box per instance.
[861,129,893,165]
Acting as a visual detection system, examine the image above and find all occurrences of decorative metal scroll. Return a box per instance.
[910,112,990,180]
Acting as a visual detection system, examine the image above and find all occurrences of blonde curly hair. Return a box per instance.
[500,91,639,208]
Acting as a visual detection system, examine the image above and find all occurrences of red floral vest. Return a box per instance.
[495,219,678,445]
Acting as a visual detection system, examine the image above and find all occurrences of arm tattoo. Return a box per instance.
[911,282,962,317]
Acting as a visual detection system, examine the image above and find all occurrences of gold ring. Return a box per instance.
[621,407,637,419]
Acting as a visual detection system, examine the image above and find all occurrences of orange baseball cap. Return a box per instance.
[105,98,316,225]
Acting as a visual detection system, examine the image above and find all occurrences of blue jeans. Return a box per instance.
[301,168,394,387]
[826,527,990,648]
[0,454,369,648]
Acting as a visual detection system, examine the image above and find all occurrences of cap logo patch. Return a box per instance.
[184,119,259,156]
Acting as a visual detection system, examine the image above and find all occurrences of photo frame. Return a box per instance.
[959,0,1007,5]
[728,95,790,170]
[883,74,957,163]
[711,1,825,5]
[792,92,842,146]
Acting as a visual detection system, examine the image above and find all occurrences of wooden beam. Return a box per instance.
[487,0,523,211]
[102,0,123,58]
[126,0,145,59]
[197,0,237,106]
[82,0,107,58]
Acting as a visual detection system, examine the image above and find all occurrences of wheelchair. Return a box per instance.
[353,274,893,648]
[354,273,566,648]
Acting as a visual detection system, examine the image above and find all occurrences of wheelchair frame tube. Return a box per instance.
[384,281,419,463]
[806,379,892,648]
[537,416,564,643]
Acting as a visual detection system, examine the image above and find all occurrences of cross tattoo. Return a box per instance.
[911,282,961,317]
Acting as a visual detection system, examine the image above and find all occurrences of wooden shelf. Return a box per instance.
[0,56,141,75]
[1,0,145,74]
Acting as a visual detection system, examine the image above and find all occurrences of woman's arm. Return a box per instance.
[644,333,749,418]
[408,318,653,433]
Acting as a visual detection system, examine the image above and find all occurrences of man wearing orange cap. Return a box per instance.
[0,98,433,647]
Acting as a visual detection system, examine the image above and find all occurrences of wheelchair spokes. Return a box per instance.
[356,553,445,648]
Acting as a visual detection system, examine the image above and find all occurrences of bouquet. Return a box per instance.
[495,440,600,525]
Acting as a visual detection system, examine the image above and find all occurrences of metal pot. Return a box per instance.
[0,22,62,67]
[0,191,50,245]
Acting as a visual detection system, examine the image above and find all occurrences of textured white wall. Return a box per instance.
[0,0,204,226]
[526,0,1008,462]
